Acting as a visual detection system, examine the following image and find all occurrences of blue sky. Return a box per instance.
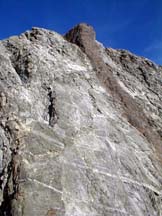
[0,0,162,65]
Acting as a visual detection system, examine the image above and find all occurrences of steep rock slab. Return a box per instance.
[0,25,161,216]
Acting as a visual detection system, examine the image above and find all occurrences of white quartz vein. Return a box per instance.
[27,177,63,194]
[64,161,162,195]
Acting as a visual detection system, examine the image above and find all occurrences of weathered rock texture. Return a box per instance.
[0,23,162,216]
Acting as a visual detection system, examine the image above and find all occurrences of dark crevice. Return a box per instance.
[0,156,14,216]
[138,67,150,87]
[0,123,22,216]
[3,41,31,83]
[0,151,21,216]
[48,88,58,127]
[14,63,30,83]
[12,53,31,83]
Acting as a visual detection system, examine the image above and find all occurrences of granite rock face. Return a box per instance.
[0,23,162,216]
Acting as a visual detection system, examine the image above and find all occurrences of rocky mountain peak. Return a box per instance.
[0,24,162,216]
[65,23,96,47]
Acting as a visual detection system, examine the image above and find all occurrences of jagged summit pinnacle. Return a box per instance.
[65,23,96,40]
[65,23,96,51]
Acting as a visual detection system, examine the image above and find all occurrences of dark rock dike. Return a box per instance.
[65,23,162,162]
[0,24,162,215]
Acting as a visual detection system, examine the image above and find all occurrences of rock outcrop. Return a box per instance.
[0,23,161,216]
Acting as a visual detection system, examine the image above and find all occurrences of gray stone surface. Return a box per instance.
[0,24,161,215]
